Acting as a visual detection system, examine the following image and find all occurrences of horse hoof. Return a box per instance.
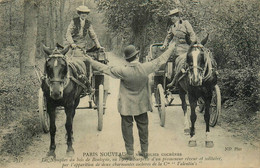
[184,128,190,135]
[46,151,56,159]
[205,141,214,148]
[188,140,197,147]
[66,149,75,157]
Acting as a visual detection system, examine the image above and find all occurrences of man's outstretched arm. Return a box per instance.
[83,56,125,79]
[143,42,176,75]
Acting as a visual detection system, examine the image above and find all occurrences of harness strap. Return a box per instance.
[68,62,78,76]
[178,73,187,82]
[69,76,89,91]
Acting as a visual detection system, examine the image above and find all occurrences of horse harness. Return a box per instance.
[42,53,90,92]
[178,44,217,83]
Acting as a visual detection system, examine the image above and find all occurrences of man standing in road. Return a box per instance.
[83,43,176,160]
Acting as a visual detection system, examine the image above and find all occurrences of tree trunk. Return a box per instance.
[20,0,38,76]
[9,1,13,45]
[48,0,55,48]
[44,3,51,46]
[59,0,65,45]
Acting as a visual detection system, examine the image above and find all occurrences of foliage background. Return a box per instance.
[0,0,259,156]
[97,0,260,111]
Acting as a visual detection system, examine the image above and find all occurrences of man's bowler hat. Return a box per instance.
[124,45,139,60]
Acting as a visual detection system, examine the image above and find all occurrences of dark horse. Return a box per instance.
[42,45,89,157]
[176,35,217,148]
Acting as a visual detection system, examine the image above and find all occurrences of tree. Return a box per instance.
[97,0,175,61]
[20,0,38,76]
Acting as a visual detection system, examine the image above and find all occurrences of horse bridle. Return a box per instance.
[44,54,70,89]
[186,44,206,85]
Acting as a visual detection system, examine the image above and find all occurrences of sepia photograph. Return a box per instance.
[0,0,259,167]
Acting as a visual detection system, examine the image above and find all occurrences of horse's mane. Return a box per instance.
[202,47,217,81]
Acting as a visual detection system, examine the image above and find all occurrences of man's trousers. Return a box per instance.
[120,112,148,155]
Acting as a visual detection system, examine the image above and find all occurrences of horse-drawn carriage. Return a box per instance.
[35,45,109,156]
[36,45,108,133]
[147,42,221,129]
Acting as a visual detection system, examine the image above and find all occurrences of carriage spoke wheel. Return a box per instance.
[38,88,50,133]
[97,84,104,131]
[156,84,166,127]
[209,85,221,127]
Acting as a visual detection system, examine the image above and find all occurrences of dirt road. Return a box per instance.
[3,52,259,168]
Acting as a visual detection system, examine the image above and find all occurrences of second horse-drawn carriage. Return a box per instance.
[147,42,221,128]
[147,38,221,147]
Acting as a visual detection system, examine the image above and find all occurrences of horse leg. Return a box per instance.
[188,95,197,147]
[71,98,80,141]
[204,95,214,148]
[179,88,189,135]
[47,104,56,158]
[65,106,75,156]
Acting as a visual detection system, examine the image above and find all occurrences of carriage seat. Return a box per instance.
[86,46,108,64]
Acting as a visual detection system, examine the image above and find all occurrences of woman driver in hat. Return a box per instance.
[65,5,103,51]
[65,5,104,95]
[160,8,197,89]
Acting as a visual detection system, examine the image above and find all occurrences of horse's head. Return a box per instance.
[186,34,209,86]
[43,45,70,100]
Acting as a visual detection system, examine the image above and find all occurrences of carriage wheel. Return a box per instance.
[209,85,221,127]
[156,84,166,127]
[38,88,50,133]
[103,90,109,115]
[97,84,104,131]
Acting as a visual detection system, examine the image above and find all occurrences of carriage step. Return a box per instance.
[154,103,190,107]
[93,106,107,110]
[167,103,190,106]
[154,104,167,107]
[167,104,182,106]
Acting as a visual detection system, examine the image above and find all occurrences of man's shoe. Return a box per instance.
[167,81,175,88]
[138,151,148,159]
[119,153,134,160]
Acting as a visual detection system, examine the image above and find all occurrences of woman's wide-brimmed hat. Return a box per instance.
[124,45,139,60]
[168,8,180,16]
[76,5,91,13]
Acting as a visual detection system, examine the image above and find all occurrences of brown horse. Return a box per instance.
[42,45,89,157]
[176,35,218,147]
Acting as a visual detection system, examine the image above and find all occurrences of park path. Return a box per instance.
[2,52,259,168]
